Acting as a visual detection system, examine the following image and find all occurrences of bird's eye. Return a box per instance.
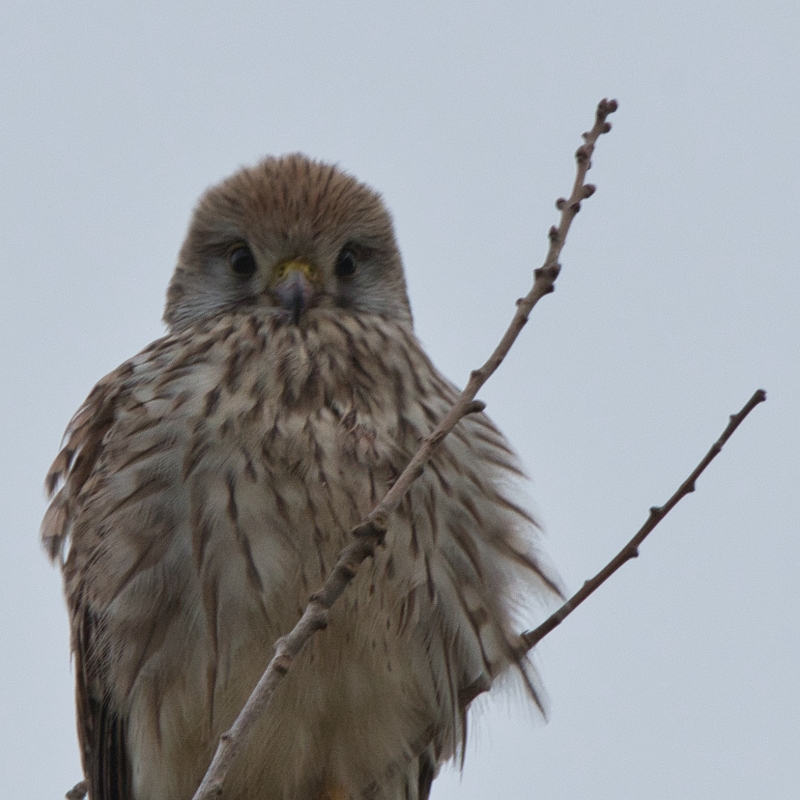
[229,245,257,278]
[335,248,357,278]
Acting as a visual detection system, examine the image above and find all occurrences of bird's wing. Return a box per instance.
[43,361,137,800]
[74,603,132,800]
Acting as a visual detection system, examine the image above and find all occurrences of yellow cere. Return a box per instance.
[271,258,321,285]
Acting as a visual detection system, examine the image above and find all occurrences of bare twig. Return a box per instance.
[190,98,618,800]
[518,388,767,654]
[65,781,87,800]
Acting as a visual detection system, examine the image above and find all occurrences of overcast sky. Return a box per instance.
[1,2,798,798]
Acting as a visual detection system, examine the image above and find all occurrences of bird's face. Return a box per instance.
[164,154,413,332]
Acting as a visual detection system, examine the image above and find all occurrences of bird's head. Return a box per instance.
[164,154,412,331]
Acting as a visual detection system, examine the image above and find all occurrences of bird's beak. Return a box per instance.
[270,259,320,324]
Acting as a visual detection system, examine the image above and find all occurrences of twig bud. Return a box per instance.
[352,516,388,540]
[575,145,589,163]
[582,184,596,198]
[597,98,619,119]
[601,121,612,134]
[66,783,88,800]
[273,653,292,675]
[535,264,561,281]
[570,201,581,213]
[556,197,566,210]
[548,225,559,242]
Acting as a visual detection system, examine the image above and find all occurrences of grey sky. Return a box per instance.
[1,2,798,798]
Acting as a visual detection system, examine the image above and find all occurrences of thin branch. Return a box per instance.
[65,781,87,800]
[519,388,767,654]
[189,98,619,800]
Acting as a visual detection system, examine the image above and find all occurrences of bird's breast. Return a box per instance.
[97,311,460,798]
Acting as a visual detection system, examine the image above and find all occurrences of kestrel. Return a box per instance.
[43,155,560,800]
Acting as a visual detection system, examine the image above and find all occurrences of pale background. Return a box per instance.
[1,2,798,798]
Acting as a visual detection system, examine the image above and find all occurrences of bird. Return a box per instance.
[42,154,561,800]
